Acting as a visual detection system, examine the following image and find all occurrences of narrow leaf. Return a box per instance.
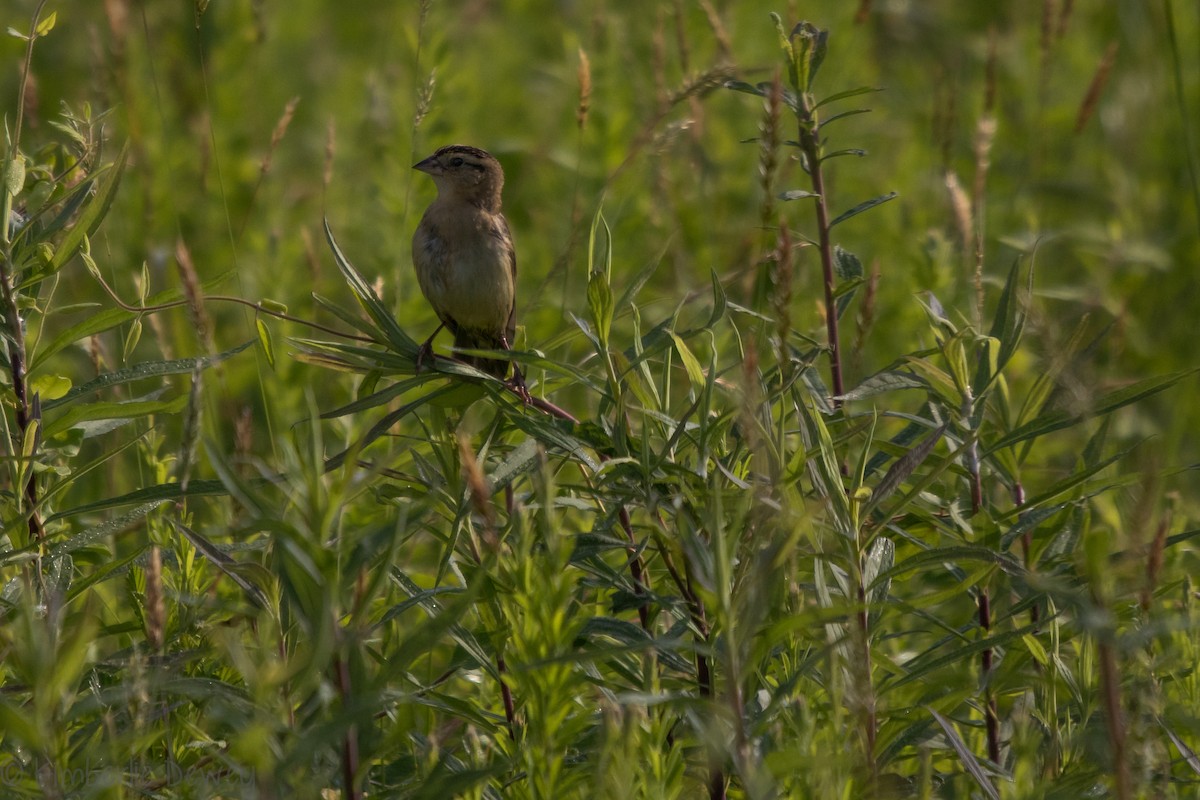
[985,368,1199,455]
[928,708,1001,799]
[44,393,189,439]
[256,318,276,368]
[723,79,769,98]
[46,480,229,523]
[814,85,881,108]
[706,269,728,328]
[47,143,129,274]
[837,371,927,402]
[869,424,946,511]
[669,332,705,389]
[51,501,168,557]
[1162,720,1200,775]
[779,189,819,201]
[999,502,1069,551]
[829,191,898,228]
[173,520,270,608]
[323,217,415,354]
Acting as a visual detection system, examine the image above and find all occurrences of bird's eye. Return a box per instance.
[449,157,464,167]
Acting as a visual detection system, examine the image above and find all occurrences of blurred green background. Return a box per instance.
[3,3,1199,796]
[4,0,1198,470]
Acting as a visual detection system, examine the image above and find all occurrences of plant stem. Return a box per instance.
[977,589,1000,763]
[334,654,361,800]
[1097,637,1130,799]
[0,1,49,544]
[855,560,878,779]
[796,95,844,402]
[964,390,999,763]
[496,653,517,739]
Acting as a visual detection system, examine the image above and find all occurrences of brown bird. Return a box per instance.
[411,144,524,393]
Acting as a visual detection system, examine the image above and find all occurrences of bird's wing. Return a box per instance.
[490,213,518,345]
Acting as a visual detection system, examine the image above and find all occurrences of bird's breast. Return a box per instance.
[413,207,514,332]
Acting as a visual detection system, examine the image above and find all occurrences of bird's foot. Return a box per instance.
[508,367,531,405]
[415,324,445,374]
[415,341,434,373]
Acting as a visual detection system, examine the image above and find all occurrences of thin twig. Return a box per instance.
[85,259,377,342]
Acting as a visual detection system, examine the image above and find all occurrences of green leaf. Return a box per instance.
[768,14,797,89]
[0,698,43,749]
[903,356,959,405]
[985,368,1199,455]
[814,85,881,109]
[864,536,895,608]
[668,331,705,389]
[995,445,1133,527]
[586,207,614,348]
[44,392,189,439]
[928,709,1001,799]
[779,189,819,201]
[829,191,898,228]
[1022,633,1050,667]
[31,278,234,372]
[389,568,498,680]
[323,384,459,472]
[821,148,867,161]
[871,545,1024,590]
[4,154,25,196]
[46,479,229,523]
[173,520,271,609]
[48,501,169,558]
[837,370,927,402]
[323,217,415,354]
[834,246,863,318]
[723,79,768,98]
[45,143,129,275]
[121,317,142,362]
[34,11,57,37]
[507,413,600,472]
[40,342,252,411]
[1016,316,1108,434]
[706,269,728,328]
[256,317,275,369]
[29,373,71,400]
[1162,720,1200,776]
[614,246,665,311]
[789,21,828,93]
[998,502,1069,552]
[974,256,1030,396]
[798,391,853,537]
[489,437,540,492]
[822,108,873,127]
[66,548,144,600]
[319,374,432,419]
[865,424,946,516]
[291,337,412,374]
[587,270,613,347]
[311,293,385,340]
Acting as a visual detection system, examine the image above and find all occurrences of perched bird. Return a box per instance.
[411,144,524,393]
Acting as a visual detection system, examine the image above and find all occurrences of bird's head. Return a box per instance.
[413,145,505,211]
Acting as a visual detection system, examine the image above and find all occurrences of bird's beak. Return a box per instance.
[413,154,442,175]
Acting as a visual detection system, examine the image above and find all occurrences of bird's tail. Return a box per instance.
[454,329,509,378]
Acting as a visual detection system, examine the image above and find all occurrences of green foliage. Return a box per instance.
[1,2,1198,799]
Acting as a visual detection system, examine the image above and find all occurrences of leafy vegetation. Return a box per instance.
[1,1,1198,798]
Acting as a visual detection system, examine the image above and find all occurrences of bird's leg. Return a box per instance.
[508,365,531,404]
[500,335,531,404]
[416,323,444,373]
